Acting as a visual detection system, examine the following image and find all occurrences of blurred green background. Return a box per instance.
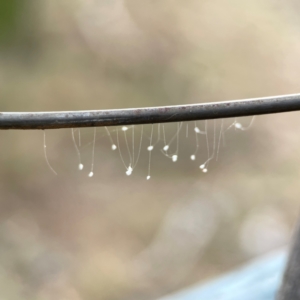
[1,0,300,299]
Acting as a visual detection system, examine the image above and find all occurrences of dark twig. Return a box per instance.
[277,218,300,300]
[1,93,300,130]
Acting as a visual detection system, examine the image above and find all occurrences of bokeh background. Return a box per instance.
[1,0,300,299]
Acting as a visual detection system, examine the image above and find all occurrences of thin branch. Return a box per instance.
[277,219,300,300]
[1,93,300,130]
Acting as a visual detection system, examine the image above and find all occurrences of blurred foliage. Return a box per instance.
[0,0,21,43]
[0,0,40,61]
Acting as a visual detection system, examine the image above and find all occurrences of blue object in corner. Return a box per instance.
[158,251,287,300]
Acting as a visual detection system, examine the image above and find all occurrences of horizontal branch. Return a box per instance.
[1,93,300,130]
